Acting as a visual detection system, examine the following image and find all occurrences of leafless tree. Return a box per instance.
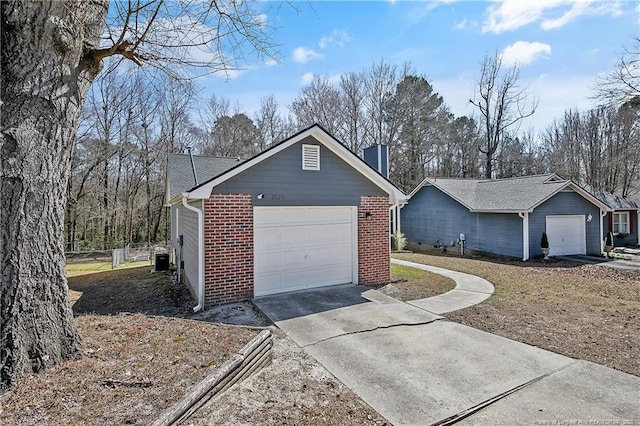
[254,95,286,150]
[437,116,482,178]
[290,76,343,136]
[494,131,544,178]
[364,60,401,148]
[1,0,279,390]
[470,52,537,178]
[595,37,640,106]
[339,72,368,153]
[540,103,640,196]
[195,94,233,153]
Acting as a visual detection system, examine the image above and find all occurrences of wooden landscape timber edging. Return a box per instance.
[152,329,273,426]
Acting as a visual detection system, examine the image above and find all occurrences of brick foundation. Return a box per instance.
[203,194,253,305]
[358,196,391,285]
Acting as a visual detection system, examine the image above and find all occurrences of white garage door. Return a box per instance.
[546,215,586,256]
[254,207,357,297]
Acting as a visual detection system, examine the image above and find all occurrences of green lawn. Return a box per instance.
[65,260,152,276]
[379,263,456,301]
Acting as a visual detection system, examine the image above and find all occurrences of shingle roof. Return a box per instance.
[582,184,640,210]
[419,174,604,212]
[167,153,241,201]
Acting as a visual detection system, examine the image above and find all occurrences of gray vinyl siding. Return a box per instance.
[401,185,471,247]
[175,201,200,298]
[475,213,523,258]
[529,191,602,257]
[402,186,524,258]
[212,137,386,206]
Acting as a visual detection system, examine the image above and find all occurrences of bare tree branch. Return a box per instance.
[470,52,537,178]
[594,37,640,106]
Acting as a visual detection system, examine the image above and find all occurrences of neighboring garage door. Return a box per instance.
[546,215,586,256]
[254,207,357,297]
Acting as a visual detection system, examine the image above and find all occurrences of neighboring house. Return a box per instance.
[583,185,640,246]
[401,174,610,260]
[166,125,407,309]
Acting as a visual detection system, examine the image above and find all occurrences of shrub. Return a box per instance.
[540,232,549,249]
[391,231,407,251]
[604,231,614,247]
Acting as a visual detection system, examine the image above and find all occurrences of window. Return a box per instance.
[613,212,629,234]
[302,144,320,170]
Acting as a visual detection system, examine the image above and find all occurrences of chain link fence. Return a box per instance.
[66,243,170,270]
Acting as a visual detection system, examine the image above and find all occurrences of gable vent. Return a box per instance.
[302,144,320,170]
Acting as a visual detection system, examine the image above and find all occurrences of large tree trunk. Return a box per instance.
[1,0,107,390]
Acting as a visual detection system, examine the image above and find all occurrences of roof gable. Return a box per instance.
[173,125,407,205]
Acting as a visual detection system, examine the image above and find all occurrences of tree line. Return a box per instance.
[70,49,640,251]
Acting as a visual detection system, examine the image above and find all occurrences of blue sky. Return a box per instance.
[201,0,639,132]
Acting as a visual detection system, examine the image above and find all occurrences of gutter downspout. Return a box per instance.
[519,212,529,261]
[175,208,180,284]
[389,201,400,251]
[601,209,608,255]
[182,194,204,312]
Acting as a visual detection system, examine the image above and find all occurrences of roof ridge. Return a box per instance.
[476,173,557,184]
[429,177,488,181]
[169,152,242,160]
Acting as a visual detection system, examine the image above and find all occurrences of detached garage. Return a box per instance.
[167,125,406,308]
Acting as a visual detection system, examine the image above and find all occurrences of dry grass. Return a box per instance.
[375,263,456,301]
[65,260,152,277]
[393,249,640,376]
[0,315,258,425]
[1,266,388,425]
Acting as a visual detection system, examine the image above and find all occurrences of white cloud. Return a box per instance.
[455,18,468,30]
[540,0,592,30]
[213,67,246,80]
[264,58,278,67]
[483,0,565,33]
[408,0,458,23]
[482,0,622,34]
[292,46,323,63]
[255,13,268,26]
[501,41,552,67]
[301,72,314,85]
[319,30,352,49]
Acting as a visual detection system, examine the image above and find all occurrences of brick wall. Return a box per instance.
[358,196,390,285]
[203,194,253,305]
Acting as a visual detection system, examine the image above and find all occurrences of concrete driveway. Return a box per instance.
[254,284,640,425]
